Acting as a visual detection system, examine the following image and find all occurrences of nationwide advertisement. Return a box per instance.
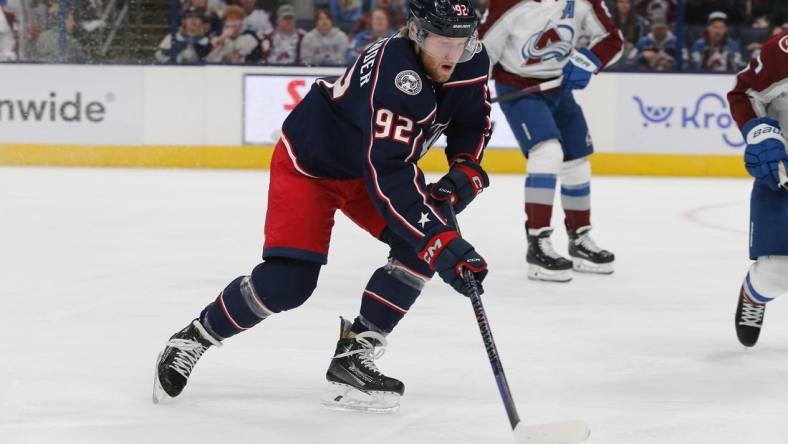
[0,64,144,145]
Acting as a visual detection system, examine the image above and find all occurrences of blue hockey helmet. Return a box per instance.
[407,0,481,63]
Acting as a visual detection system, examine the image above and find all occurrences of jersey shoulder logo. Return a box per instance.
[395,70,422,95]
[779,35,788,54]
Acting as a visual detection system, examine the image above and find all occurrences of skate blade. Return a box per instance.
[321,381,400,414]
[527,264,572,282]
[571,258,614,275]
[152,352,168,404]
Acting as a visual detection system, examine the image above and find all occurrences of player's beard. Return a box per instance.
[417,47,457,83]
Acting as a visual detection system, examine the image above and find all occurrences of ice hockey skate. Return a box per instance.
[735,286,766,347]
[322,317,404,413]
[153,319,221,404]
[568,226,615,274]
[526,226,573,282]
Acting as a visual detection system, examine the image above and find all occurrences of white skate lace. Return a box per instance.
[739,300,765,328]
[166,338,207,379]
[538,236,563,259]
[575,233,602,253]
[334,331,388,375]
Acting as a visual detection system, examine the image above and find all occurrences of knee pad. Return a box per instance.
[745,256,788,302]
[250,257,321,312]
[559,156,591,186]
[527,139,563,175]
[380,227,436,279]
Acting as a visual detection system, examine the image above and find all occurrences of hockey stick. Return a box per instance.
[490,77,564,104]
[443,203,590,444]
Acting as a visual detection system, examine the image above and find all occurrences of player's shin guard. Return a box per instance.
[352,260,426,334]
[735,257,788,346]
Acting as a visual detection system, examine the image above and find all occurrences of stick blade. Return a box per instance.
[513,420,591,444]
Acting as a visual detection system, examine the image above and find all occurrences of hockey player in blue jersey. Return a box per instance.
[153,0,492,413]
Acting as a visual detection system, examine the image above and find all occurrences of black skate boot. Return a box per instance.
[153,319,222,403]
[322,317,404,413]
[735,286,766,347]
[568,225,615,274]
[527,225,573,282]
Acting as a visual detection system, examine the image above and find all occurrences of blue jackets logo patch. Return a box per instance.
[395,70,422,95]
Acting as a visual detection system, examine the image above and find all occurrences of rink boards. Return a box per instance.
[0,63,746,177]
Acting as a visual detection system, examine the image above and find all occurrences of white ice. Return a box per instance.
[2,167,787,444]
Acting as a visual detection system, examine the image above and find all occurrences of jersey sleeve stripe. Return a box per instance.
[411,164,448,224]
[417,105,437,124]
[366,38,425,238]
[405,128,425,163]
[442,74,488,88]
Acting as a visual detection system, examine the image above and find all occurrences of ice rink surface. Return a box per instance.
[2,166,788,444]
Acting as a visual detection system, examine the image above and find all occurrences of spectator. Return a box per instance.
[346,7,393,62]
[21,0,49,58]
[612,0,648,53]
[301,8,348,65]
[634,17,678,70]
[259,4,306,64]
[348,0,405,39]
[34,3,86,62]
[239,0,272,34]
[185,0,223,36]
[690,11,744,72]
[206,5,260,63]
[155,6,212,63]
[0,0,17,61]
[747,22,786,58]
[633,0,676,24]
[330,0,363,23]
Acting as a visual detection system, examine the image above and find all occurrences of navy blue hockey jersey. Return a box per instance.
[279,35,492,250]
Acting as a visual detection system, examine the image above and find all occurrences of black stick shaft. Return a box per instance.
[445,204,521,430]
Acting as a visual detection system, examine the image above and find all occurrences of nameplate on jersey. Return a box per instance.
[359,39,387,87]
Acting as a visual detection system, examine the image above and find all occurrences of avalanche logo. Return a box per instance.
[633,93,744,148]
[780,35,788,54]
[521,24,575,66]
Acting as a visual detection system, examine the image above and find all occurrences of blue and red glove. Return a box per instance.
[742,118,787,191]
[418,229,488,297]
[429,160,490,214]
[561,48,602,91]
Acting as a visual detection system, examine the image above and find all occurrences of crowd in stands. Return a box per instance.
[608,0,787,71]
[0,0,785,71]
[155,0,408,65]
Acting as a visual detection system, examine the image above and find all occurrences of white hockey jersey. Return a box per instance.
[480,0,623,89]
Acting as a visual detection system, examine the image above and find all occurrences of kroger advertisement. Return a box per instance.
[615,73,743,154]
[244,72,742,155]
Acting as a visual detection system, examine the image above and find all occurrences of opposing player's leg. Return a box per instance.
[154,140,337,403]
[556,91,614,274]
[524,141,573,282]
[735,182,788,347]
[495,83,572,282]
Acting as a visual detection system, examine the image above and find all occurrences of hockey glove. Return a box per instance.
[742,118,788,191]
[561,48,602,91]
[418,229,488,297]
[429,160,490,213]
